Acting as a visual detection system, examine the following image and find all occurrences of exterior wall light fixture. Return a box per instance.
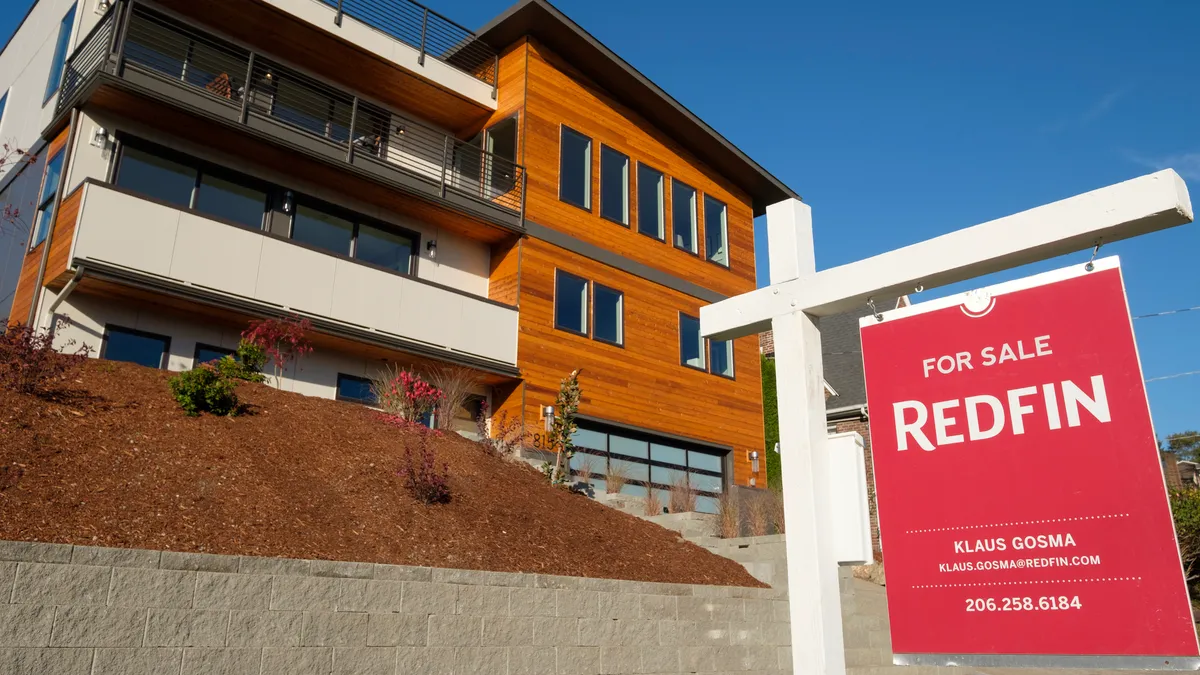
[541,405,554,432]
[426,239,437,259]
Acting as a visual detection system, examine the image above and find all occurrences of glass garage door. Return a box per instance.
[569,419,727,514]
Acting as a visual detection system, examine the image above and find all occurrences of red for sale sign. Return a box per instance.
[860,257,1198,666]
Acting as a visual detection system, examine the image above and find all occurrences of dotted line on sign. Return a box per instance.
[905,514,1130,535]
[911,577,1142,589]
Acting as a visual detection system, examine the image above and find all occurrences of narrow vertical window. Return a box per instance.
[704,195,729,267]
[599,146,629,225]
[672,180,697,254]
[636,164,664,240]
[593,284,624,346]
[709,339,734,378]
[44,4,78,103]
[30,150,64,249]
[485,116,518,196]
[0,91,8,133]
[554,269,589,335]
[559,126,591,210]
[679,313,705,370]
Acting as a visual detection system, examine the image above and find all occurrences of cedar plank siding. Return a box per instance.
[8,126,72,326]
[492,39,765,486]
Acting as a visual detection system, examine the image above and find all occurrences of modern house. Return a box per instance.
[0,0,797,512]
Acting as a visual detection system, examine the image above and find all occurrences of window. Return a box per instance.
[355,223,415,274]
[679,313,704,370]
[102,325,169,369]
[485,116,518,196]
[291,204,353,256]
[559,126,591,210]
[44,4,77,103]
[30,150,64,249]
[196,173,267,230]
[599,146,629,225]
[570,418,726,514]
[704,195,728,267]
[592,283,623,346]
[636,164,664,240]
[0,91,8,133]
[194,344,235,365]
[116,146,198,208]
[710,339,734,378]
[554,269,588,336]
[672,180,697,254]
[336,374,376,404]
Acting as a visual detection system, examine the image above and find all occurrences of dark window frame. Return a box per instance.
[591,282,625,348]
[570,418,728,499]
[671,178,699,257]
[678,312,706,372]
[708,338,736,380]
[553,268,590,338]
[557,124,593,212]
[289,194,421,277]
[635,162,666,242]
[193,343,235,366]
[483,113,519,197]
[336,373,377,405]
[598,144,630,227]
[29,147,64,251]
[43,3,77,104]
[100,324,171,370]
[703,194,730,269]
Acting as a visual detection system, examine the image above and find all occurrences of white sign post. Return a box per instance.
[699,170,1193,675]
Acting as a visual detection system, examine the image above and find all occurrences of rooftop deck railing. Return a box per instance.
[57,1,524,217]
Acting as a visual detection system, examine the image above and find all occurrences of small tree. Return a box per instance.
[474,400,524,457]
[429,365,480,431]
[543,369,581,486]
[0,320,91,395]
[241,316,313,387]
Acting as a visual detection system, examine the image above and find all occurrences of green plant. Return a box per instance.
[169,364,239,417]
[761,354,780,489]
[545,369,582,485]
[1170,487,1200,600]
[212,340,267,383]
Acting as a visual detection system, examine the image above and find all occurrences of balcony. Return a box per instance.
[57,1,525,232]
[63,181,519,371]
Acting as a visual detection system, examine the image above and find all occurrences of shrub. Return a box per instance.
[716,491,741,538]
[371,366,444,423]
[212,340,268,383]
[767,488,786,534]
[429,366,481,431]
[400,431,450,504]
[606,462,630,494]
[644,489,664,517]
[574,455,595,485]
[474,400,525,457]
[668,473,698,513]
[1170,487,1200,600]
[544,369,581,485]
[745,491,770,536]
[242,316,312,386]
[169,364,239,417]
[0,321,91,395]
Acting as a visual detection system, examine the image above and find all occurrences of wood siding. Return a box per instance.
[521,40,757,299]
[44,186,83,289]
[513,239,765,486]
[8,127,72,327]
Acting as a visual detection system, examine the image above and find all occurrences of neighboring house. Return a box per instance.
[759,296,905,550]
[0,0,797,512]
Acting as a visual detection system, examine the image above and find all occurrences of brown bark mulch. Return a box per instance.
[0,360,763,587]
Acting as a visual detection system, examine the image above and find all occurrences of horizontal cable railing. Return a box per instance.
[57,7,116,111]
[62,3,522,217]
[322,0,497,87]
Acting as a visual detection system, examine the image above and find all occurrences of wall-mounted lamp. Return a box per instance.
[95,0,112,14]
[89,126,108,149]
[282,190,294,214]
[426,239,437,259]
[750,450,760,475]
[541,405,554,432]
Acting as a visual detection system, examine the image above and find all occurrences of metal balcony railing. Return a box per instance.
[57,1,524,217]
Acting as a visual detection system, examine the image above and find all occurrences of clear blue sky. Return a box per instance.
[3,0,1196,437]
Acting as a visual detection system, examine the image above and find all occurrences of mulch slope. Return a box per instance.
[0,360,762,588]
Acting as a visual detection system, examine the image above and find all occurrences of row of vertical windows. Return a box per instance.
[679,313,734,378]
[554,269,624,347]
[559,126,730,268]
[113,141,418,275]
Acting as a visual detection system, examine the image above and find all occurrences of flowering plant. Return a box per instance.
[372,368,444,424]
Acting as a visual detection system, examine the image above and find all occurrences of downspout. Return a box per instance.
[26,107,80,329]
[45,264,84,317]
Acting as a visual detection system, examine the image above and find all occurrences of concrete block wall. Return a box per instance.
[0,540,792,675]
[689,536,788,591]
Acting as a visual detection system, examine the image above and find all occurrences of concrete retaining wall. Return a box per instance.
[0,540,792,674]
[689,536,788,591]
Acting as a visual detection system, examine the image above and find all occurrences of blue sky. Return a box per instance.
[2,0,1196,437]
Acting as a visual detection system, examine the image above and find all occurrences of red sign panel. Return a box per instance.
[861,258,1198,660]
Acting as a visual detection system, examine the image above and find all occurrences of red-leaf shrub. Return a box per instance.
[372,368,444,423]
[0,322,91,395]
[241,316,313,385]
[400,430,450,504]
